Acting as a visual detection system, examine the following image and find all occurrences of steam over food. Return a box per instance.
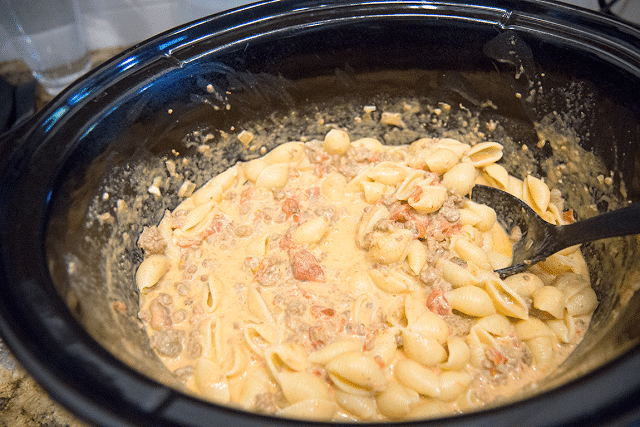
[136,123,597,420]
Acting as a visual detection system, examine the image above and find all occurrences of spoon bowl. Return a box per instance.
[470,184,640,278]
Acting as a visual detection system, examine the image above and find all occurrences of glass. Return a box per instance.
[0,0,91,95]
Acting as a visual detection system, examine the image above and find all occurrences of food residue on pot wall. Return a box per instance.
[68,86,628,420]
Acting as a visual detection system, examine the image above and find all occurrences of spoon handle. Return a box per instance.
[555,202,640,250]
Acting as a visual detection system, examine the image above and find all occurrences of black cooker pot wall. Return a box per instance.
[1,1,640,426]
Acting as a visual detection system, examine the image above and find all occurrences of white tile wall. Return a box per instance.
[568,0,640,24]
[81,0,251,50]
[1,0,639,62]
[0,0,253,61]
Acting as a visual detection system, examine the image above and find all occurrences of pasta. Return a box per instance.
[376,382,419,419]
[401,329,448,365]
[325,351,387,395]
[444,286,497,317]
[465,141,503,168]
[135,254,169,292]
[136,123,598,421]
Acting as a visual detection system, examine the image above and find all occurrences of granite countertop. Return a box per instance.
[0,47,125,427]
[0,346,89,427]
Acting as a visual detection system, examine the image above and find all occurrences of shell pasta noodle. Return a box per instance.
[136,121,598,421]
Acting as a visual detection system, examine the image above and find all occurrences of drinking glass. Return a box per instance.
[0,0,92,95]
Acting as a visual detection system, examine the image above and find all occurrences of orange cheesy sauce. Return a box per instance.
[136,129,596,421]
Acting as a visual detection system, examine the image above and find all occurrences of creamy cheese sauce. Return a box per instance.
[136,127,597,421]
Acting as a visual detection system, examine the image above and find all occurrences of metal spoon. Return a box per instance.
[470,184,640,278]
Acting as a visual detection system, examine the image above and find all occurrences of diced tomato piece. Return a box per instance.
[410,215,429,239]
[310,304,336,319]
[563,209,575,224]
[390,204,429,238]
[373,355,385,368]
[427,289,452,316]
[292,249,325,282]
[415,222,429,239]
[305,187,321,201]
[240,187,253,204]
[281,197,300,221]
[389,203,412,222]
[442,219,462,238]
[408,185,423,204]
[113,301,126,315]
[309,325,325,349]
[202,218,226,238]
[176,236,202,248]
[279,233,295,253]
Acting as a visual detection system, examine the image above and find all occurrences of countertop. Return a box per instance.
[0,350,89,427]
[0,47,126,427]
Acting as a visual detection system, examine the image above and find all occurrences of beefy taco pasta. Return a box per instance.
[136,126,597,421]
